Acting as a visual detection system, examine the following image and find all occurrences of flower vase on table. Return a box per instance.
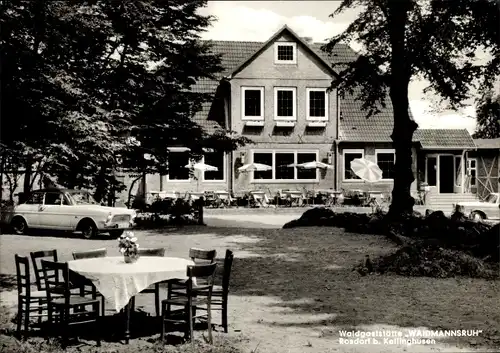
[118,231,140,264]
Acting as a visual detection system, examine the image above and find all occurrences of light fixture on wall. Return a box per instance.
[327,152,334,164]
[240,152,246,164]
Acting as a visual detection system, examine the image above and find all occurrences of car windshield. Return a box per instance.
[485,194,498,203]
[70,192,98,205]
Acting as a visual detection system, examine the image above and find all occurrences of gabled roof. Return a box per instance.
[414,129,476,149]
[474,138,500,149]
[227,25,339,78]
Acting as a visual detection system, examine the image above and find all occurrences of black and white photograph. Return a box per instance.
[0,0,499,352]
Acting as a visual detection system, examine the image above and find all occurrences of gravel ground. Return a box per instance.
[1,219,498,352]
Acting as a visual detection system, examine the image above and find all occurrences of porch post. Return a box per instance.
[461,150,466,194]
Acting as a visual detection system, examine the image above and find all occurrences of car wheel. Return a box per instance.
[109,230,124,238]
[470,211,484,222]
[80,221,98,239]
[11,217,27,235]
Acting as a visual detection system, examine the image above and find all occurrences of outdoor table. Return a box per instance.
[68,256,194,344]
[283,190,303,207]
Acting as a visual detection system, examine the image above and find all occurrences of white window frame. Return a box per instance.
[241,87,264,121]
[201,152,226,183]
[306,88,328,121]
[274,87,297,121]
[467,158,477,187]
[375,149,396,181]
[274,42,297,64]
[166,150,191,182]
[343,149,365,182]
[250,149,319,183]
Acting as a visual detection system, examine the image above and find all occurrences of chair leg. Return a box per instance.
[95,302,101,347]
[222,298,228,333]
[155,284,160,317]
[186,304,193,342]
[160,302,166,341]
[61,308,69,348]
[207,302,213,344]
[23,299,30,340]
[101,295,105,316]
[16,299,23,339]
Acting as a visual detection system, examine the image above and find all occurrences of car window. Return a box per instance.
[62,195,71,205]
[25,192,44,204]
[44,192,62,205]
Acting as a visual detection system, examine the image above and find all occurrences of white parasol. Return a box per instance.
[238,163,272,172]
[185,162,218,191]
[350,158,383,182]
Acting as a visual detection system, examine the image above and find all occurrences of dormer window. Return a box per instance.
[274,42,297,64]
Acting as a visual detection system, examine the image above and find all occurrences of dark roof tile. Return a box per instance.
[414,129,475,149]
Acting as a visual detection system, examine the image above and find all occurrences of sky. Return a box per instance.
[198,1,478,133]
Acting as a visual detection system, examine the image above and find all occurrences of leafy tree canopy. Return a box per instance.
[1,0,249,201]
[322,0,499,216]
[472,83,500,139]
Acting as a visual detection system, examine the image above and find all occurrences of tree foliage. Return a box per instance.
[472,85,500,139]
[1,0,249,203]
[322,0,500,217]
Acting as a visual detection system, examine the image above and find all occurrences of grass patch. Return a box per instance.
[0,305,246,353]
[227,227,500,349]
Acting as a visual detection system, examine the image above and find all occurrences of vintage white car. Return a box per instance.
[4,188,136,238]
[455,192,500,221]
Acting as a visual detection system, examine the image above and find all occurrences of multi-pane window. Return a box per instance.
[274,88,296,120]
[297,153,317,180]
[251,151,319,181]
[375,150,396,179]
[253,153,273,180]
[467,158,477,187]
[203,152,225,181]
[274,43,296,64]
[343,150,364,180]
[167,151,190,180]
[307,89,327,120]
[275,153,295,179]
[242,87,263,119]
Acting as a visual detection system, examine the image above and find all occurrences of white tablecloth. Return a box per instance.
[68,256,193,312]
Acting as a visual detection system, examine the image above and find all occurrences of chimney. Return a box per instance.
[302,36,313,44]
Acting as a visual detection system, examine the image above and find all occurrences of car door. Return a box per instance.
[17,192,44,228]
[38,191,70,229]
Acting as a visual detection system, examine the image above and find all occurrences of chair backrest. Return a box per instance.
[40,260,70,301]
[30,249,58,291]
[189,248,216,263]
[222,249,234,293]
[137,247,165,257]
[72,248,107,260]
[14,255,31,296]
[186,263,217,293]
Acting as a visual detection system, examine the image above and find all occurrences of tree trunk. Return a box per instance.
[23,157,33,194]
[387,0,418,219]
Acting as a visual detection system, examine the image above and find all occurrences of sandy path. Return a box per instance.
[0,221,497,352]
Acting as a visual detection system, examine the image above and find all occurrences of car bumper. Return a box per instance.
[101,221,135,230]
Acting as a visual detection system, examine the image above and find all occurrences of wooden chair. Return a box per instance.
[203,249,234,333]
[71,248,107,315]
[15,255,51,339]
[161,263,217,344]
[167,248,217,299]
[41,260,101,347]
[72,248,107,260]
[30,250,58,291]
[134,247,166,317]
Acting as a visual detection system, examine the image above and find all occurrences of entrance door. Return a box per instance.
[439,155,455,193]
[426,156,437,190]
